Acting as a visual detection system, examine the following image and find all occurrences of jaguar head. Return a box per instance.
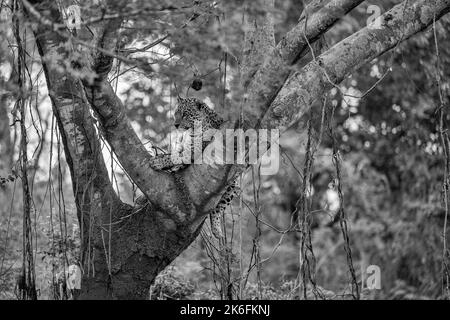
[173,97,223,131]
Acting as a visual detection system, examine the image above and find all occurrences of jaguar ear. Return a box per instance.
[195,100,203,110]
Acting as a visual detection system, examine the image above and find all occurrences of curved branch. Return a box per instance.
[26,0,184,217]
[185,0,450,211]
[262,0,450,132]
[83,81,182,214]
[241,0,365,129]
[81,10,184,216]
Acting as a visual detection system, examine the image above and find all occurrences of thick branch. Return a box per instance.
[81,13,184,217]
[185,0,450,211]
[26,0,216,299]
[26,2,126,285]
[184,0,364,209]
[30,3,115,199]
[241,0,364,128]
[83,82,183,216]
[262,0,450,132]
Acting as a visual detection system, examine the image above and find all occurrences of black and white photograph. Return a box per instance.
[0,0,450,306]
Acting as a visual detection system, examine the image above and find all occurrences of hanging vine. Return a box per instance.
[13,0,37,300]
[432,10,450,299]
[326,100,359,300]
[294,107,323,300]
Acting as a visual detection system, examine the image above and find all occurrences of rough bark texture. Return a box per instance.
[0,77,13,181]
[23,0,450,299]
[240,0,365,129]
[263,0,450,132]
[183,0,450,217]
[26,0,209,299]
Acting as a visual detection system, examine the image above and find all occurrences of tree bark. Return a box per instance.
[183,0,450,212]
[25,0,208,299]
[0,78,13,184]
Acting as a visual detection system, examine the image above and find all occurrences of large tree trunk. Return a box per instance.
[22,0,450,299]
[25,0,211,299]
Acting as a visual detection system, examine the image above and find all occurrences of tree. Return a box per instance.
[11,0,450,299]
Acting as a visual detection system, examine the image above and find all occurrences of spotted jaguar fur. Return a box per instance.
[149,97,238,239]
